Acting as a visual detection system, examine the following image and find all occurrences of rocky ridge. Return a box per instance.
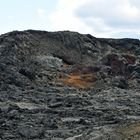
[0,30,140,139]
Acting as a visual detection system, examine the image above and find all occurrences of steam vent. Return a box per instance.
[0,30,140,139]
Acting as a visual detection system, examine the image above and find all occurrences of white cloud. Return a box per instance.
[8,16,14,20]
[49,0,93,34]
[76,0,140,26]
[49,0,140,38]
[37,8,45,18]
[122,1,139,18]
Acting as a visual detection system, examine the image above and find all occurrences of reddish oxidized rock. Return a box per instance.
[122,54,136,65]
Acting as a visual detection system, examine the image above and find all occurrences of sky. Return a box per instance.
[0,0,140,39]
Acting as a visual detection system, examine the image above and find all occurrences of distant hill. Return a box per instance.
[0,30,140,139]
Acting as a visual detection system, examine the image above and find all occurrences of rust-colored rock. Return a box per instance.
[122,54,136,64]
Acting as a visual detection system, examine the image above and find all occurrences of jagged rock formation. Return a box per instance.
[0,30,140,139]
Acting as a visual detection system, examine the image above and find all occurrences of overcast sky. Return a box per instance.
[0,0,140,39]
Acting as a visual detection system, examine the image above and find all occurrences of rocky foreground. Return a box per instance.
[0,30,140,139]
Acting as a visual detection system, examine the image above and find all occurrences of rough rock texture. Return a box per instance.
[0,30,140,139]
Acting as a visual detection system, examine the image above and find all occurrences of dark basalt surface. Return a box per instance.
[0,30,140,139]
